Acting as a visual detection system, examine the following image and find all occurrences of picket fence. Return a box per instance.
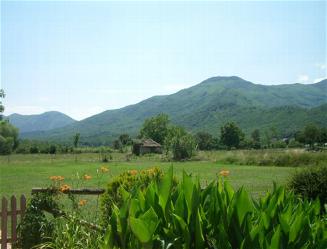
[1,195,26,249]
[1,188,105,249]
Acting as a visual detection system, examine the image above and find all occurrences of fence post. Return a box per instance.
[11,196,17,243]
[1,197,8,249]
[20,195,26,222]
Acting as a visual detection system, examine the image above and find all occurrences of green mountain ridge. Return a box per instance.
[7,111,76,133]
[20,77,327,145]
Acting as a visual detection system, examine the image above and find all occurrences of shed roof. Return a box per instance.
[133,138,161,147]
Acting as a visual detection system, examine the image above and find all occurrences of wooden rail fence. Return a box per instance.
[1,195,26,249]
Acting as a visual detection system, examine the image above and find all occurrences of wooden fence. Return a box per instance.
[0,188,105,249]
[1,195,26,249]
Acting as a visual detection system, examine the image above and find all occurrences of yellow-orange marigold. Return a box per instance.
[219,170,230,177]
[59,184,71,192]
[83,174,92,180]
[129,170,138,176]
[100,166,109,173]
[49,175,64,181]
[78,199,87,206]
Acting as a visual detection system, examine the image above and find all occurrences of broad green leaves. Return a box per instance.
[102,167,327,249]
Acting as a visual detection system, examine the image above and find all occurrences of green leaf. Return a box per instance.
[130,207,159,244]
[195,208,205,249]
[289,213,304,243]
[268,226,281,249]
[235,188,254,225]
[158,166,173,214]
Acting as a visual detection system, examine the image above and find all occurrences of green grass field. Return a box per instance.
[0,152,297,199]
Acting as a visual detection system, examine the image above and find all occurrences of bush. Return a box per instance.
[17,192,59,249]
[288,166,327,205]
[49,145,57,154]
[30,145,39,154]
[100,167,164,227]
[102,168,327,249]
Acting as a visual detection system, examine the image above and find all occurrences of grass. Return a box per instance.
[0,152,296,199]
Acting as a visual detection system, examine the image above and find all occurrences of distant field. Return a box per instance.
[0,152,298,198]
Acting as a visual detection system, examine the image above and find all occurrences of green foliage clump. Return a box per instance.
[100,167,164,227]
[194,131,216,150]
[17,192,60,249]
[165,126,196,160]
[220,122,245,149]
[140,113,170,144]
[102,168,327,249]
[288,166,327,205]
[0,120,19,155]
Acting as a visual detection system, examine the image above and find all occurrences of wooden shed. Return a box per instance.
[132,138,162,156]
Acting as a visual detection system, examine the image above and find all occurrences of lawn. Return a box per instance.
[0,153,296,198]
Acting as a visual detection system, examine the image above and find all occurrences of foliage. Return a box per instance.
[295,124,327,147]
[102,167,327,249]
[220,122,245,149]
[251,129,261,149]
[216,149,327,167]
[100,167,164,228]
[165,126,196,160]
[73,133,80,148]
[113,139,123,150]
[19,77,327,145]
[140,113,170,144]
[288,166,327,205]
[49,144,57,154]
[0,89,5,120]
[17,191,60,249]
[36,215,101,249]
[194,131,216,150]
[0,120,19,155]
[119,134,132,146]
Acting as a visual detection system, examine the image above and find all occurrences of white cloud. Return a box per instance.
[297,74,309,83]
[313,77,327,83]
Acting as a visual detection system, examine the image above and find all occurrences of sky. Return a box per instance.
[1,0,326,120]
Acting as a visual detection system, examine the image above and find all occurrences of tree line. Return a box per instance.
[1,89,326,157]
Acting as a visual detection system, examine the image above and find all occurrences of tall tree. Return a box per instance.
[73,133,80,148]
[140,113,170,144]
[251,129,261,149]
[0,89,5,120]
[195,131,214,150]
[73,133,80,162]
[303,124,320,148]
[0,90,19,155]
[220,122,244,149]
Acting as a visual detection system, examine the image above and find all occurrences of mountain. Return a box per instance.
[21,77,327,145]
[7,111,76,133]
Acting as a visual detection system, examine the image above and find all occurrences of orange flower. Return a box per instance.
[57,176,64,181]
[50,176,58,181]
[78,199,87,206]
[83,174,92,180]
[219,170,230,177]
[59,184,71,192]
[129,170,138,176]
[100,166,109,173]
[49,175,64,181]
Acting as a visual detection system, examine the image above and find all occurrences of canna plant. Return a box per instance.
[100,167,327,249]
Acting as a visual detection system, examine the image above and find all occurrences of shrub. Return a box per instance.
[100,167,164,227]
[49,145,57,154]
[102,168,327,249]
[288,166,327,205]
[17,192,59,249]
[30,145,39,154]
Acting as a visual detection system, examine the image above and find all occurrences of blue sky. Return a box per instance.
[1,0,326,120]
